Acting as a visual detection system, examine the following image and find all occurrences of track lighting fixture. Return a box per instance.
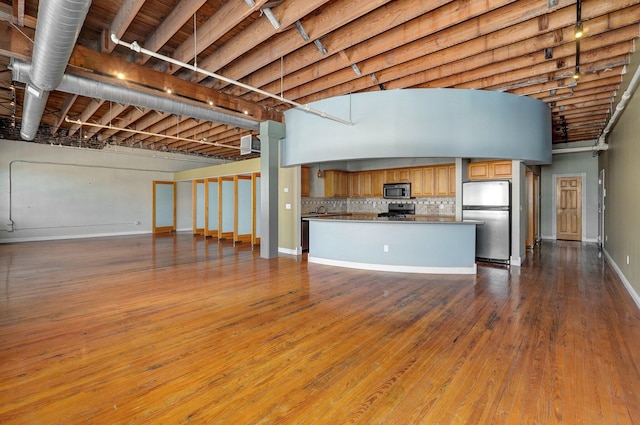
[574,21,583,39]
[573,67,580,80]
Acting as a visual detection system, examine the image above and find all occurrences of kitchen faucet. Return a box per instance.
[315,205,326,214]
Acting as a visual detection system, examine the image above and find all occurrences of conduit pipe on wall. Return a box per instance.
[597,61,640,145]
[552,142,609,155]
[110,34,354,126]
[20,0,92,141]
[10,60,260,131]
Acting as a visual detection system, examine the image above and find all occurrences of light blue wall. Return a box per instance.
[237,179,252,234]
[283,89,551,166]
[309,220,476,268]
[221,179,234,232]
[207,180,218,232]
[540,151,599,241]
[195,182,205,229]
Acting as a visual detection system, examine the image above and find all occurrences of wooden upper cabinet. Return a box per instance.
[324,170,349,197]
[468,160,512,180]
[396,168,411,183]
[423,167,436,196]
[301,166,311,197]
[434,165,450,196]
[448,165,456,195]
[348,172,361,197]
[491,160,512,179]
[370,170,384,197]
[410,168,424,196]
[468,162,490,180]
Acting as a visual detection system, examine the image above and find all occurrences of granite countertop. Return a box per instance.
[303,214,482,225]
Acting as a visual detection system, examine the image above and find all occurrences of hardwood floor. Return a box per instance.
[1,234,639,424]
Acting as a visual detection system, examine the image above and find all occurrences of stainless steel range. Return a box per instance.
[378,202,415,218]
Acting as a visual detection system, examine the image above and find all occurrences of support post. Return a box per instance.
[259,120,285,259]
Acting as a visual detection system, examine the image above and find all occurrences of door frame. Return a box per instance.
[598,169,605,248]
[551,173,586,241]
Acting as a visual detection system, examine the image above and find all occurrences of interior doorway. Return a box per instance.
[526,170,540,248]
[556,175,582,241]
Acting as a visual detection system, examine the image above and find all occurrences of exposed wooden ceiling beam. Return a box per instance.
[102,0,148,53]
[163,0,270,74]
[137,0,208,65]
[194,0,333,78]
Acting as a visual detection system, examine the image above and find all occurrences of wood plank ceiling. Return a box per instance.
[0,0,638,161]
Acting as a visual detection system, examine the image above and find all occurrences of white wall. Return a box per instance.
[0,140,221,242]
[540,151,599,242]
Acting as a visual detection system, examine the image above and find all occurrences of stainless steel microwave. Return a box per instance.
[383,182,411,199]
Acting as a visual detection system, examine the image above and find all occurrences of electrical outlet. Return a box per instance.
[383,244,389,252]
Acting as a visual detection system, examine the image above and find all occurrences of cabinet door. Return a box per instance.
[397,168,411,182]
[410,168,424,196]
[338,171,349,197]
[324,170,337,197]
[435,165,450,196]
[468,162,489,180]
[384,169,397,183]
[362,172,373,197]
[448,164,456,195]
[301,166,310,197]
[490,160,512,179]
[422,166,435,196]
[349,173,361,197]
[371,170,384,197]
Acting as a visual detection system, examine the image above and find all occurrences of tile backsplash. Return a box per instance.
[302,197,455,216]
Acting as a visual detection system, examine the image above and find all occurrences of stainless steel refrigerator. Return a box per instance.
[462,180,511,264]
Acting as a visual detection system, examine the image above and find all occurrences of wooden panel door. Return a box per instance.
[557,176,582,241]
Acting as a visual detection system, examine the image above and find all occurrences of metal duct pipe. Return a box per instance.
[20,0,92,140]
[10,60,260,131]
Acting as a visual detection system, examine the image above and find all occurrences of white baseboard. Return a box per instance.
[308,256,477,275]
[0,230,151,244]
[540,235,599,243]
[603,249,640,311]
[278,247,299,256]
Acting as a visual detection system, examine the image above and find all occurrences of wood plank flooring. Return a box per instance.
[1,234,639,424]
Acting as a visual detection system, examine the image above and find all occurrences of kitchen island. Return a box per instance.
[304,215,482,274]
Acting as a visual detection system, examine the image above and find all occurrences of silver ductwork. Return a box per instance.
[11,60,261,131]
[20,0,92,140]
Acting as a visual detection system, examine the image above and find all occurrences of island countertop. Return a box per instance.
[303,214,483,225]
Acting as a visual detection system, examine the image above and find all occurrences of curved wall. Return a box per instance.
[282,89,551,166]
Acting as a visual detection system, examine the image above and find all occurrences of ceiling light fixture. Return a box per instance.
[573,66,580,80]
[116,72,125,80]
[166,88,172,94]
[574,21,584,39]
